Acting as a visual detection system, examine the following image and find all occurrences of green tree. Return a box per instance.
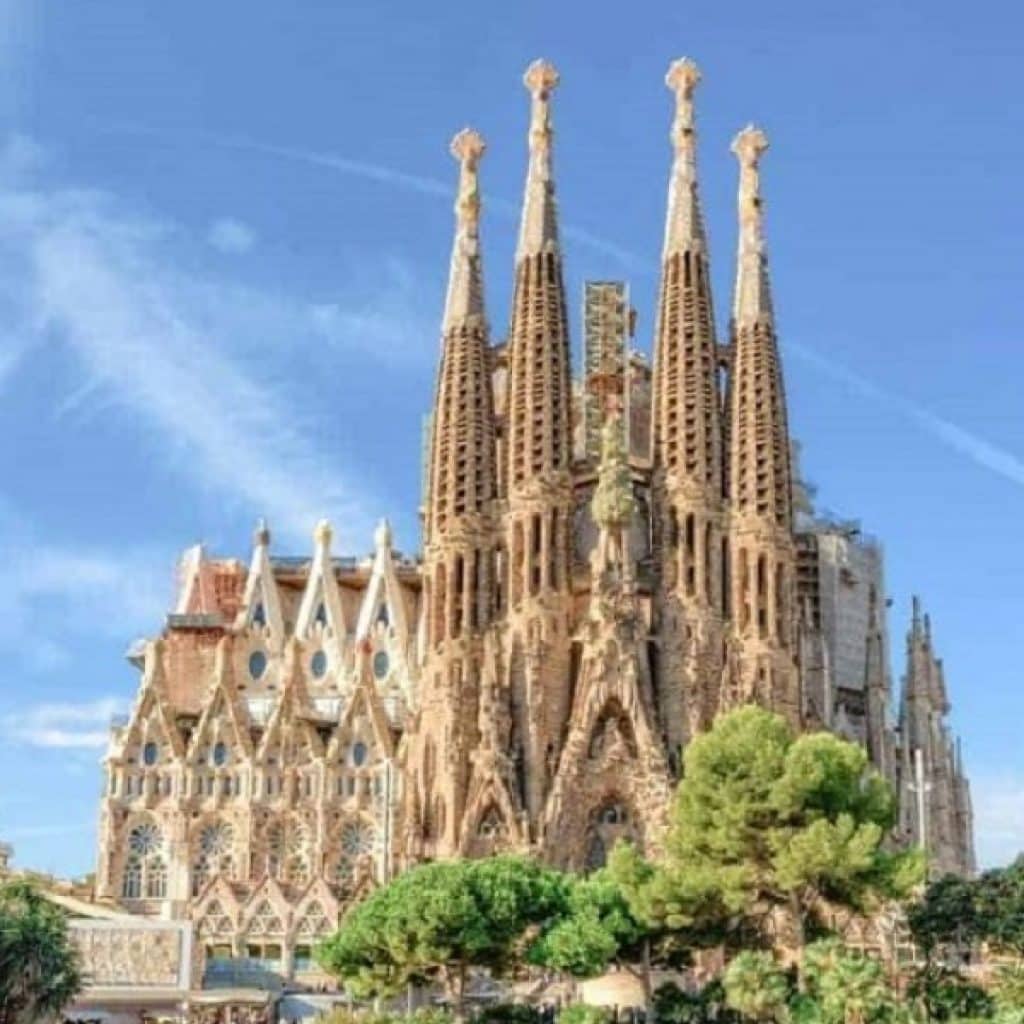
[800,939,900,1024]
[976,859,1024,957]
[906,964,994,1022]
[316,856,568,1020]
[0,880,82,1024]
[663,707,922,958]
[532,843,721,1013]
[907,874,980,963]
[722,951,791,1023]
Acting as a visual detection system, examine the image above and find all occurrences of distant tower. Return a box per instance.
[408,128,499,858]
[502,60,574,830]
[650,59,726,753]
[723,125,800,721]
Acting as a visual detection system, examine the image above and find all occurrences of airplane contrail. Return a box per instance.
[212,135,650,272]
[786,342,1024,488]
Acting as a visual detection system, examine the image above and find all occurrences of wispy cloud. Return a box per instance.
[207,216,256,254]
[971,774,1024,869]
[0,506,169,673]
[1,696,126,749]
[214,135,648,273]
[0,137,404,544]
[787,342,1024,488]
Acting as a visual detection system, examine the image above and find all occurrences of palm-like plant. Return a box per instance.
[0,880,82,1024]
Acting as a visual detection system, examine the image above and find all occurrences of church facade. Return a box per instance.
[92,58,974,986]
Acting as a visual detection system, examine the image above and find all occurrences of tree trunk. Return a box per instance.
[445,962,468,1024]
[789,892,807,992]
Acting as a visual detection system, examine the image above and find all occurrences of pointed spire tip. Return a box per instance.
[314,518,333,548]
[450,127,485,164]
[523,58,559,95]
[732,124,769,165]
[254,518,271,548]
[665,57,701,95]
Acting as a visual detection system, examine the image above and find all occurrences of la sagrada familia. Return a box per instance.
[87,59,975,984]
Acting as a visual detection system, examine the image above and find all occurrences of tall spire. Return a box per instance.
[516,59,560,261]
[727,125,791,528]
[662,57,707,257]
[507,58,572,497]
[425,128,497,543]
[731,124,774,326]
[652,57,722,494]
[443,128,487,330]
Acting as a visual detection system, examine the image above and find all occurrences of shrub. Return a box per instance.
[907,965,994,1021]
[558,1005,613,1024]
[476,1005,544,1024]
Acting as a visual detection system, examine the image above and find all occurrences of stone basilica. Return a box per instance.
[87,58,975,991]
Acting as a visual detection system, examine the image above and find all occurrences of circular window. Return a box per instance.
[142,742,158,766]
[372,650,389,679]
[248,650,268,680]
[129,823,163,856]
[351,741,368,768]
[212,742,228,767]
[311,650,328,678]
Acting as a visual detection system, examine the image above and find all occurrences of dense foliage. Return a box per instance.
[0,880,81,1024]
[314,709,1023,1024]
[316,856,568,1017]
[659,707,922,951]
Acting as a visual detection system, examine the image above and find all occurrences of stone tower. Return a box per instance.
[406,128,502,860]
[502,60,574,828]
[650,59,726,756]
[723,126,800,722]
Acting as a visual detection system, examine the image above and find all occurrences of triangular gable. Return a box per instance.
[192,875,242,932]
[234,520,285,647]
[256,639,322,764]
[327,652,395,762]
[291,878,341,939]
[175,544,218,616]
[188,638,253,761]
[354,520,409,643]
[295,519,348,643]
[240,876,291,935]
[117,640,185,760]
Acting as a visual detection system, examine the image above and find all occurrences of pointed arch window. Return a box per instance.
[296,901,332,938]
[192,821,235,897]
[249,650,268,680]
[376,602,390,628]
[251,602,267,628]
[122,822,166,900]
[372,651,389,680]
[334,820,375,884]
[477,806,504,839]
[142,742,159,766]
[247,900,284,937]
[212,742,229,767]
[198,900,234,938]
[314,602,328,628]
[311,650,328,679]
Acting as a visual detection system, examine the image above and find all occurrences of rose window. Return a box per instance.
[129,823,163,856]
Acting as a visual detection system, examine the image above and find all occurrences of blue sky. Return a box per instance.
[0,0,1022,875]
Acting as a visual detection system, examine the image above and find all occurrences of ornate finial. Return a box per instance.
[374,518,393,551]
[592,417,635,530]
[662,58,707,257]
[731,125,773,324]
[732,123,769,167]
[523,58,560,98]
[450,127,485,232]
[443,127,487,328]
[314,518,333,548]
[665,58,701,154]
[517,60,561,260]
[524,59,558,164]
[254,517,271,548]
